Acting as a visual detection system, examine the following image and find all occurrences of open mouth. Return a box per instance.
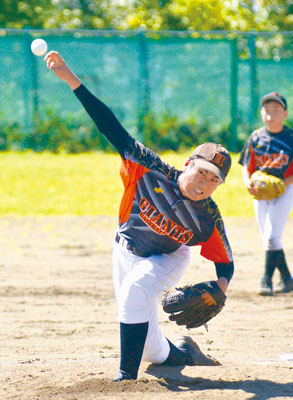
[194,187,203,195]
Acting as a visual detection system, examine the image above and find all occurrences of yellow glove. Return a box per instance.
[250,170,286,200]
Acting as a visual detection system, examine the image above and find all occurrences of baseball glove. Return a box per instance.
[162,281,226,330]
[250,170,286,200]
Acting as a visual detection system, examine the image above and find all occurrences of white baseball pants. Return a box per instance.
[112,234,191,364]
[253,184,293,251]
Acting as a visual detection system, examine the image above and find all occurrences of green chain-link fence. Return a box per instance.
[0,29,292,151]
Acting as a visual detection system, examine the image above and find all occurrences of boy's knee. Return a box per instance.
[142,337,169,364]
[266,238,282,250]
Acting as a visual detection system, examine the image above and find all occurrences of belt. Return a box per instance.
[115,233,148,257]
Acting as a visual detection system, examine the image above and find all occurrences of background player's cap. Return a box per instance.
[189,142,231,182]
[261,92,287,110]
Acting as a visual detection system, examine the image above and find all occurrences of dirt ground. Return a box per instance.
[0,215,292,400]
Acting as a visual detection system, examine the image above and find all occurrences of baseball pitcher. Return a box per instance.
[45,51,234,382]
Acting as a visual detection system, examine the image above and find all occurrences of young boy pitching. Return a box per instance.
[45,50,234,381]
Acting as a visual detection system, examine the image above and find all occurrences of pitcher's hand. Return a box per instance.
[44,51,81,90]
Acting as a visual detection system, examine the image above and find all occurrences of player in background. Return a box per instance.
[239,92,293,296]
[45,51,234,382]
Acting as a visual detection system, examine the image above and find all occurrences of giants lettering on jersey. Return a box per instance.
[255,153,288,169]
[139,197,194,244]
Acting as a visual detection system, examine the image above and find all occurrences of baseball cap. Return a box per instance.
[261,92,287,110]
[189,142,231,182]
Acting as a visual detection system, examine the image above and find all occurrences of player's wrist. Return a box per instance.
[284,176,293,187]
[217,277,228,293]
[67,73,82,90]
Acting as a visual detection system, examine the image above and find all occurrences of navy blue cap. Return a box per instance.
[261,92,287,110]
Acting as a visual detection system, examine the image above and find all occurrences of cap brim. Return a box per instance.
[192,159,225,182]
[261,96,286,109]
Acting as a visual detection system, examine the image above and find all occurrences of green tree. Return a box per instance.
[0,0,292,31]
[0,0,52,28]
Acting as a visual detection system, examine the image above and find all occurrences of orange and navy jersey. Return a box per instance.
[118,135,232,264]
[74,84,233,278]
[239,126,293,179]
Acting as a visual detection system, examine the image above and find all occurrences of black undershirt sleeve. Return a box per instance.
[73,84,130,156]
[73,83,179,180]
[215,261,234,283]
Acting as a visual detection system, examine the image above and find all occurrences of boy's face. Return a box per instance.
[178,163,222,201]
[261,101,288,133]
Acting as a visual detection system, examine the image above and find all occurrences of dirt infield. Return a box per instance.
[0,216,292,400]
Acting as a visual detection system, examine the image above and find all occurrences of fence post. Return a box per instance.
[248,33,258,128]
[24,31,39,132]
[230,38,238,152]
[137,32,150,142]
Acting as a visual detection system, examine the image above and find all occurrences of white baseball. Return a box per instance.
[31,39,48,56]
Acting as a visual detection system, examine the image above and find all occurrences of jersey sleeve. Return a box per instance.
[239,135,257,175]
[200,224,232,263]
[199,199,233,264]
[284,160,293,178]
[284,131,293,178]
[123,136,180,181]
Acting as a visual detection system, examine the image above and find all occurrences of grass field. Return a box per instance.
[0,151,263,217]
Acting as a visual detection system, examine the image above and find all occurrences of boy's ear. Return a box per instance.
[284,110,288,119]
